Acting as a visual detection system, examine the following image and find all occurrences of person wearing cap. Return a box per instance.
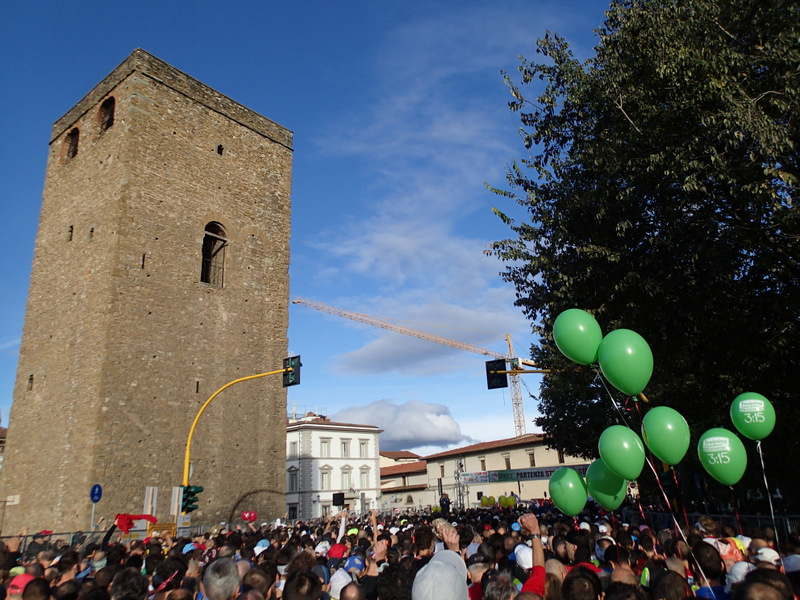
[518,513,546,597]
[7,573,35,599]
[752,548,782,571]
[412,550,468,600]
[467,553,490,600]
[310,564,332,599]
[725,561,757,596]
[783,554,800,599]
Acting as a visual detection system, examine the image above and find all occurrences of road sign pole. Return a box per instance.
[89,484,103,531]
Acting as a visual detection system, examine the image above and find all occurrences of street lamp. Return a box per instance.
[182,360,301,493]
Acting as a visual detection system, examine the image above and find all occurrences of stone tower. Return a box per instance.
[1,49,293,532]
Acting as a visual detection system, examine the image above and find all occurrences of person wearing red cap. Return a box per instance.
[7,573,34,597]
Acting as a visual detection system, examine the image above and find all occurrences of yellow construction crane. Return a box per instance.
[292,297,547,437]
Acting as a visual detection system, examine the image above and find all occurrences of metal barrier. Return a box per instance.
[0,525,202,553]
[641,510,799,538]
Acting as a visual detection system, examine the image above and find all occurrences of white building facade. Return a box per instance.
[423,434,589,509]
[379,434,589,512]
[286,414,382,520]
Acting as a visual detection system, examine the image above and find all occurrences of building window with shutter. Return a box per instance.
[200,222,227,287]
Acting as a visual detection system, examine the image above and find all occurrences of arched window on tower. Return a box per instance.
[201,222,227,287]
[99,97,115,131]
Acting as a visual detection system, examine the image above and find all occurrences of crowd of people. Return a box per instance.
[1,506,799,600]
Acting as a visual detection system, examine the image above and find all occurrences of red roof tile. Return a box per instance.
[380,450,420,460]
[380,460,428,477]
[423,433,545,460]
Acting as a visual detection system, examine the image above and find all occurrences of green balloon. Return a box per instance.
[641,406,691,466]
[730,392,776,441]
[553,309,603,365]
[586,459,628,511]
[598,425,646,481]
[480,495,491,507]
[499,495,509,508]
[597,329,654,396]
[697,428,748,486]
[548,467,587,516]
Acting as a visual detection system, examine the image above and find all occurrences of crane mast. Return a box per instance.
[292,297,531,436]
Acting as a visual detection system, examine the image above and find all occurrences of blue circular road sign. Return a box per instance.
[90,484,103,503]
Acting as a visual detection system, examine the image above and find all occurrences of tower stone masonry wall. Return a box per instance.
[1,49,293,531]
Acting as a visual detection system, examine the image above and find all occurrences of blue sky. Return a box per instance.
[1,0,609,453]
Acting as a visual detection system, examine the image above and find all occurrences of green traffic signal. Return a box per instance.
[283,355,301,387]
[181,485,204,513]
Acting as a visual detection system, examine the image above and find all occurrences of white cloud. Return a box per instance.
[331,296,527,375]
[332,399,475,451]
[0,337,21,353]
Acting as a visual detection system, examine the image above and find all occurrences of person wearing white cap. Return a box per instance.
[725,560,756,595]
[752,547,782,570]
[411,550,468,600]
[784,554,800,598]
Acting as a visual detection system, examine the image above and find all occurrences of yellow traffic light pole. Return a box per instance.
[182,367,292,486]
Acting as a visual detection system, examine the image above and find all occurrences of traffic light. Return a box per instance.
[485,359,508,390]
[181,485,204,513]
[283,355,302,387]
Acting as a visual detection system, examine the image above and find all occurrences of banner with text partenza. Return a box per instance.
[460,464,590,484]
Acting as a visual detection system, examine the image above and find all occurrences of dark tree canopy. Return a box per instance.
[490,0,800,505]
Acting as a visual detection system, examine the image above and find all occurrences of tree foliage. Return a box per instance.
[490,0,800,504]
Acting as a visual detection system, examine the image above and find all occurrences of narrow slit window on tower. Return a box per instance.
[217,144,224,155]
[88,227,94,241]
[99,97,115,131]
[200,222,227,287]
[28,374,34,391]
[65,128,80,159]
[68,225,74,241]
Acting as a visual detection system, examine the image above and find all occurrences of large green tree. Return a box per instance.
[490,0,800,506]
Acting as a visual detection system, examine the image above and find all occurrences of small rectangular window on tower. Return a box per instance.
[27,374,34,391]
[99,97,115,131]
[65,128,79,160]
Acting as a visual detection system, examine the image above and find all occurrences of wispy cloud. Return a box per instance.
[332,399,475,451]
[0,337,21,353]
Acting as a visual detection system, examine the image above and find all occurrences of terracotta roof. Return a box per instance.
[380,460,428,477]
[423,433,546,460]
[380,450,420,460]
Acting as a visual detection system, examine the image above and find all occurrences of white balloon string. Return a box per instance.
[594,370,634,429]
[595,371,716,598]
[756,440,784,568]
